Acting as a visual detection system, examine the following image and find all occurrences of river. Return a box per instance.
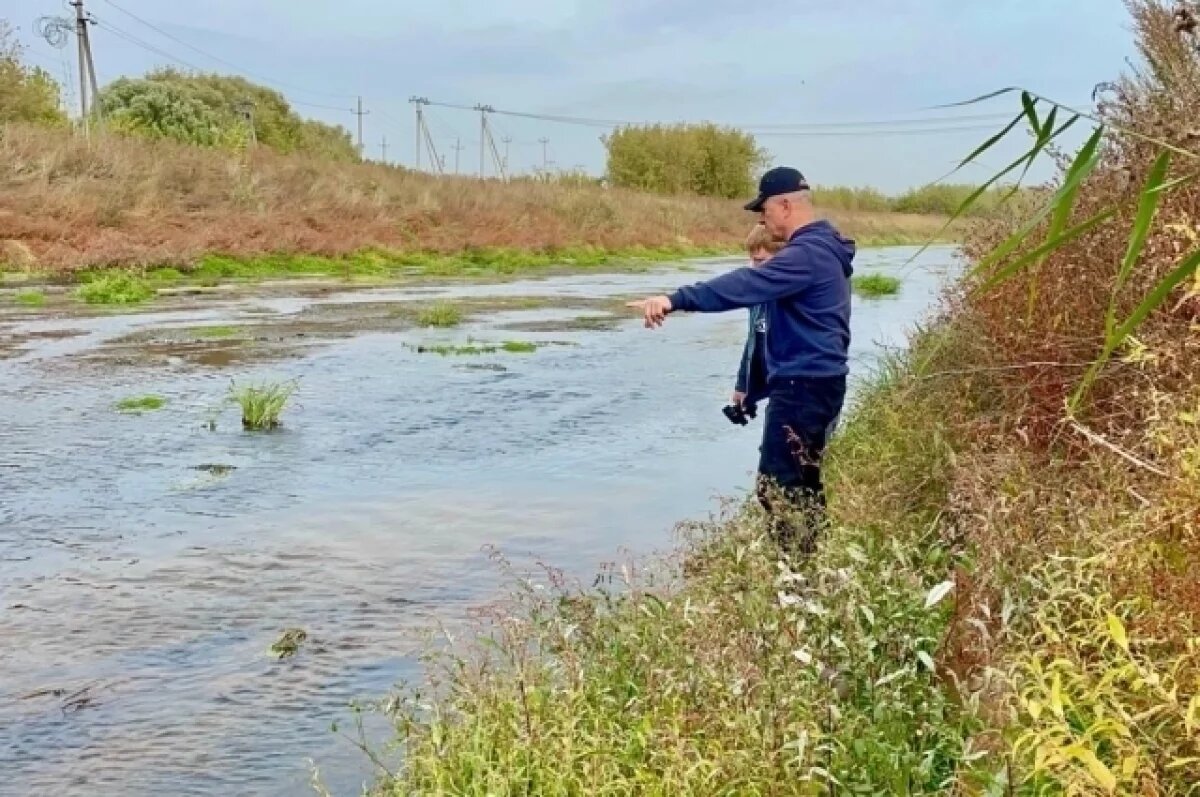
[0,245,955,796]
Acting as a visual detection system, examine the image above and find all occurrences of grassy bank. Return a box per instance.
[0,124,951,279]
[377,337,977,794]
[371,3,1199,793]
[375,315,1197,796]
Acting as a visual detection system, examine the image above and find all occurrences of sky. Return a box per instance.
[6,0,1138,192]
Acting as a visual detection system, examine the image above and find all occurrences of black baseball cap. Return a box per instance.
[744,166,811,212]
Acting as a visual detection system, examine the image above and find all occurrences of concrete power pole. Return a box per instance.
[354,96,369,158]
[452,138,465,174]
[501,135,512,174]
[68,1,101,132]
[476,105,488,178]
[380,135,388,164]
[539,138,550,171]
[409,96,427,169]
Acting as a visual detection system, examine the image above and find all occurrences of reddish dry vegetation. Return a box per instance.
[913,2,1200,781]
[0,124,940,273]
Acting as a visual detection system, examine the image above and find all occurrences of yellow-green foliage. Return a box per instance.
[603,123,766,198]
[0,21,66,126]
[99,68,357,161]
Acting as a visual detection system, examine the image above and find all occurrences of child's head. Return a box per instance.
[745,223,784,267]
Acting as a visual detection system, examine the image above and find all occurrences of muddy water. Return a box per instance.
[0,246,956,796]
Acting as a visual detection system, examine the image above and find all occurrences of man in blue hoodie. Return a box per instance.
[628,166,856,555]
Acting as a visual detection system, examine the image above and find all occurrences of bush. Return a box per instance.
[603,123,766,198]
[98,68,357,160]
[76,273,154,304]
[0,21,66,126]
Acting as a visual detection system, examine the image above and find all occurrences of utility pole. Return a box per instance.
[476,105,488,177]
[452,138,465,174]
[72,0,87,123]
[68,1,101,132]
[354,96,369,159]
[538,138,550,171]
[501,135,512,174]
[380,134,388,164]
[409,96,427,169]
[408,97,442,173]
[474,105,507,180]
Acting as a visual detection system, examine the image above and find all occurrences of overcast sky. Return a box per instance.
[7,1,1136,191]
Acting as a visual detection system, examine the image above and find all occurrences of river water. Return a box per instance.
[0,246,955,796]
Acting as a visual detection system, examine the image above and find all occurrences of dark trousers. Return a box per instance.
[756,375,847,555]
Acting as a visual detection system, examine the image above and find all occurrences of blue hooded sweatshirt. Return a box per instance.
[669,220,856,379]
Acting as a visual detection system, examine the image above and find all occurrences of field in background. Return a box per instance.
[1,125,951,275]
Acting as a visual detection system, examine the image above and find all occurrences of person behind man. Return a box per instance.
[627,167,855,556]
[731,223,784,415]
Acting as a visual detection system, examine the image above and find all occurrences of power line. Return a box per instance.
[753,123,1009,138]
[92,17,209,73]
[92,17,356,115]
[99,0,354,100]
[420,97,1041,133]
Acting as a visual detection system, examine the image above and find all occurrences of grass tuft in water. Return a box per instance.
[230,380,295,430]
[15,289,46,307]
[76,273,155,305]
[416,302,464,328]
[116,394,166,413]
[501,340,538,353]
[852,273,903,298]
[270,628,307,659]
[192,325,241,339]
[412,339,540,356]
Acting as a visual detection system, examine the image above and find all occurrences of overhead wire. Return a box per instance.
[91,16,355,112]
[99,0,355,100]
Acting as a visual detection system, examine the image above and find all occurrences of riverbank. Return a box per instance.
[376,308,1198,795]
[374,5,1200,787]
[1,123,952,280]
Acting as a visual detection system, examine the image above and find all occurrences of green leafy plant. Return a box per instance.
[14,289,45,307]
[115,394,166,413]
[76,273,154,305]
[852,273,902,297]
[415,302,463,327]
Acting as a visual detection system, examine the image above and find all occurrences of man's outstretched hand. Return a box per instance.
[625,295,673,328]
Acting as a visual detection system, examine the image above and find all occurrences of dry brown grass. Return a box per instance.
[0,124,944,273]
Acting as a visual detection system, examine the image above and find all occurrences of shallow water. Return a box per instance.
[0,246,957,796]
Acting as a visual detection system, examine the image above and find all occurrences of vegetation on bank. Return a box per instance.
[603,123,765,198]
[813,182,1021,218]
[0,22,64,126]
[76,273,155,305]
[98,69,358,161]
[373,2,1200,793]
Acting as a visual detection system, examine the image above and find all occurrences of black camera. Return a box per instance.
[722,402,758,426]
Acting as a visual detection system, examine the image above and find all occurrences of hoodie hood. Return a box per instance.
[791,220,856,278]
